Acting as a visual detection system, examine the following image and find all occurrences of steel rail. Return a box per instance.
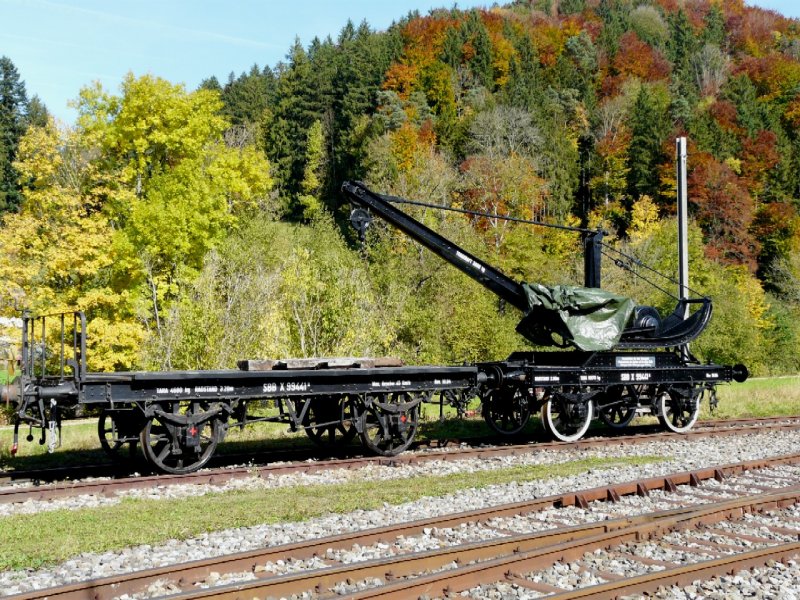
[124,469,800,600]
[4,417,800,505]
[545,542,800,598]
[8,452,800,600]
[345,488,800,600]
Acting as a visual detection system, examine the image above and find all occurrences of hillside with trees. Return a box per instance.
[2,0,800,375]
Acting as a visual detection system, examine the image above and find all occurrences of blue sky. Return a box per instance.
[1,0,798,124]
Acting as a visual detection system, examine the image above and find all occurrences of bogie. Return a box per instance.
[140,401,222,475]
[596,385,645,430]
[301,396,358,448]
[657,386,701,433]
[482,386,531,435]
[542,390,594,442]
[358,392,420,456]
[98,408,143,461]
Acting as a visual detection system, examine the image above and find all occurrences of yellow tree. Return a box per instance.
[0,74,273,370]
[75,74,273,350]
[0,119,145,370]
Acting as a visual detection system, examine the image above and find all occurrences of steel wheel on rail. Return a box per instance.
[98,408,141,460]
[596,386,638,430]
[482,386,531,435]
[657,386,700,433]
[140,401,221,474]
[541,389,593,442]
[302,396,358,448]
[358,392,420,456]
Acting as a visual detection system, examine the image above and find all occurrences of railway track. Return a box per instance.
[3,416,800,506]
[8,450,800,599]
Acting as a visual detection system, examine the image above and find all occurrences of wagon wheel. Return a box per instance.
[140,402,221,474]
[542,390,593,442]
[98,408,140,460]
[302,396,357,448]
[657,386,700,433]
[597,386,638,430]
[359,392,420,456]
[482,386,531,435]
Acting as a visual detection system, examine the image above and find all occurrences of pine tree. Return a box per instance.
[25,95,48,128]
[462,11,493,90]
[627,86,669,202]
[596,0,631,57]
[198,76,222,92]
[501,33,542,111]
[0,56,29,213]
[667,9,697,76]
[702,4,726,48]
[220,65,275,127]
[441,26,462,69]
[559,0,586,15]
[266,39,319,210]
[332,21,399,183]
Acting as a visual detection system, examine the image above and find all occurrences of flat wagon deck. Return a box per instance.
[9,313,484,473]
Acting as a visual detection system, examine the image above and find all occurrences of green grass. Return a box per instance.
[0,418,319,471]
[0,454,661,571]
[699,376,800,420]
[0,419,102,470]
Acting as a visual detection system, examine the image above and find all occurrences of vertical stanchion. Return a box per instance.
[676,137,690,359]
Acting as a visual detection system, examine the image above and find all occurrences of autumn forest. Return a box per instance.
[1,0,799,376]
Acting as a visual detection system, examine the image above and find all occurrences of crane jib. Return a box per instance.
[341,181,714,351]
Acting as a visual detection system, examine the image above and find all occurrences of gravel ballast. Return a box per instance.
[4,429,800,596]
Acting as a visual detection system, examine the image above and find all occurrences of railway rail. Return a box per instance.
[2,414,793,487]
[8,452,800,600]
[3,416,800,508]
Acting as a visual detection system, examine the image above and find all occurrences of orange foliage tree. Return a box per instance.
[740,130,779,200]
[737,53,800,100]
[689,152,759,270]
[613,32,671,82]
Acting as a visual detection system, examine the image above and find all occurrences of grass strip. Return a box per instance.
[0,454,661,571]
[701,376,800,420]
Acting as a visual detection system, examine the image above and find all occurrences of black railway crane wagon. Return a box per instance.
[6,182,748,474]
[340,181,748,441]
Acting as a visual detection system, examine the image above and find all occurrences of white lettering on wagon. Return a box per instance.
[534,376,560,383]
[281,381,311,392]
[156,386,234,395]
[194,386,234,394]
[156,387,191,395]
[455,250,486,274]
[372,380,412,387]
[615,356,656,368]
[262,382,311,393]
[620,372,652,382]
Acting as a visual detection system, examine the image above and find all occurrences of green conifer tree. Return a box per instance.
[702,4,726,48]
[0,56,29,213]
[627,86,669,202]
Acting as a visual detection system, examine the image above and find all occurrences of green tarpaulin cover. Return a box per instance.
[516,282,636,351]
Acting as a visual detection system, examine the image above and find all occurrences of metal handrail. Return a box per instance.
[21,310,86,382]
